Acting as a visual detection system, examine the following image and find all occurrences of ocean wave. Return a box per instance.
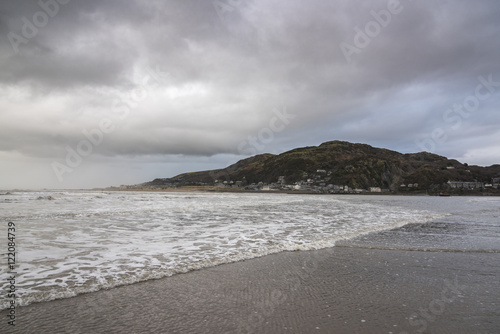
[0,192,449,310]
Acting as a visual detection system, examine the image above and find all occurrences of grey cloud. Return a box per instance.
[1,0,500,188]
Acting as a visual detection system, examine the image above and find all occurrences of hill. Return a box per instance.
[138,141,500,194]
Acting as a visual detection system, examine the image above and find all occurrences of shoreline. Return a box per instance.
[98,187,500,196]
[3,246,499,333]
[2,187,500,196]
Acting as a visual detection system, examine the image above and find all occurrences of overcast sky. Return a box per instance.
[1,0,500,189]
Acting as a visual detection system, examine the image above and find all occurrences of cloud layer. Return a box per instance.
[1,0,500,188]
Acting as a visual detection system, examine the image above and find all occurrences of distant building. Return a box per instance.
[447,181,484,189]
[316,169,327,174]
[369,187,382,193]
[492,178,500,189]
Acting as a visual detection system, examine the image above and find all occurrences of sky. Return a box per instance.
[1,0,500,189]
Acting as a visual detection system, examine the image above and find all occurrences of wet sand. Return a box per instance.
[3,246,499,333]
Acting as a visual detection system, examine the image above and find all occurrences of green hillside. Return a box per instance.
[142,141,500,193]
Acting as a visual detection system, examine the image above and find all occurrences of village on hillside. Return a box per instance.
[119,171,500,195]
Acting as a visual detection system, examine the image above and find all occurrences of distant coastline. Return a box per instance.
[97,186,500,197]
[110,140,500,196]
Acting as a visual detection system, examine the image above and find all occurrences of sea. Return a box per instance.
[1,190,499,311]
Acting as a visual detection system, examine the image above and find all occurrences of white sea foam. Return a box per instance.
[0,191,446,309]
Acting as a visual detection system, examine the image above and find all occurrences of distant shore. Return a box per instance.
[2,187,499,196]
[94,186,500,196]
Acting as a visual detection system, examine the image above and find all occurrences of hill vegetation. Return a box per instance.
[139,141,500,194]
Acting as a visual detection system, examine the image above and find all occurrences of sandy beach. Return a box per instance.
[3,245,499,334]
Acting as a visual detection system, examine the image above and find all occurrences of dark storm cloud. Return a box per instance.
[1,0,500,188]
